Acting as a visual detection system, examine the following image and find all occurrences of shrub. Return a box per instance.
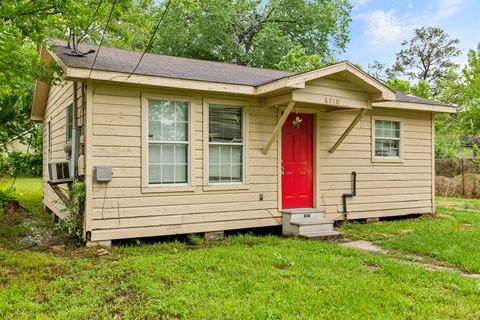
[0,151,42,177]
[57,180,85,241]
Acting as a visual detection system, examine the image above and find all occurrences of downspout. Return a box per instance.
[342,171,357,219]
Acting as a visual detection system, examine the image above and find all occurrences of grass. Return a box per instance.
[1,178,480,319]
[2,236,480,319]
[339,197,480,273]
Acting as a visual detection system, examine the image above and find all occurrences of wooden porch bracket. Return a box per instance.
[262,100,296,155]
[48,181,72,207]
[329,108,368,153]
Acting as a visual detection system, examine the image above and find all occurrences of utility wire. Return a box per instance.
[127,0,172,79]
[88,0,118,79]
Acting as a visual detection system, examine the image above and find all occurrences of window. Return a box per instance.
[374,120,401,158]
[208,105,244,183]
[66,104,74,145]
[148,99,189,185]
[47,121,51,163]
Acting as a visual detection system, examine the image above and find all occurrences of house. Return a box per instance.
[2,127,38,155]
[31,41,456,246]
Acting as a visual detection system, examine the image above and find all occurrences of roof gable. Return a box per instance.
[256,62,396,101]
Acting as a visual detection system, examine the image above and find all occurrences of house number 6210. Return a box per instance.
[324,97,340,105]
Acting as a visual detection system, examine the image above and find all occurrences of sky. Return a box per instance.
[339,0,480,69]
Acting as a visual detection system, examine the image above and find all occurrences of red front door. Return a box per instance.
[282,113,313,209]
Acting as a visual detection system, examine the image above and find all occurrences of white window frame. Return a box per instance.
[66,103,74,145]
[141,93,194,193]
[371,116,403,163]
[47,120,52,163]
[203,99,249,191]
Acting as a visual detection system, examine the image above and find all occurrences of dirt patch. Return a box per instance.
[3,200,28,216]
[340,240,386,253]
[0,206,74,251]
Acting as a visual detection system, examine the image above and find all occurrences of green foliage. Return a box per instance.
[390,26,461,92]
[385,78,433,99]
[434,115,464,158]
[374,27,476,158]
[150,0,352,68]
[0,0,352,149]
[187,234,205,246]
[0,151,42,177]
[456,43,480,136]
[0,187,15,204]
[57,180,85,241]
[0,0,155,151]
[275,44,335,72]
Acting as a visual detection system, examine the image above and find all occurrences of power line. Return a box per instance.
[127,0,172,78]
[88,0,118,79]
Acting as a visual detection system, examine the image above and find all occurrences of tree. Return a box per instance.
[385,78,433,99]
[367,60,389,82]
[456,43,480,136]
[390,26,461,93]
[0,1,61,151]
[0,0,155,151]
[275,44,335,72]
[149,0,352,69]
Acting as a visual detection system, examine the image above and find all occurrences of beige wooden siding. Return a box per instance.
[43,81,81,217]
[313,107,434,220]
[89,84,280,241]
[88,79,434,241]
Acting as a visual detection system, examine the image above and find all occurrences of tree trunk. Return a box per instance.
[3,200,27,215]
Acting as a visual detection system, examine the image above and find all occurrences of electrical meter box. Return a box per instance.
[95,165,112,182]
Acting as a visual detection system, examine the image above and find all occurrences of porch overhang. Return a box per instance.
[257,62,397,101]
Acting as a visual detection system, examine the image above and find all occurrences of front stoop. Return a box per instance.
[282,208,341,239]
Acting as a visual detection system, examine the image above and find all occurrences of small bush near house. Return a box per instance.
[0,151,42,177]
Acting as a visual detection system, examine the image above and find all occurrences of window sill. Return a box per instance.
[142,185,195,194]
[371,157,404,163]
[203,184,250,192]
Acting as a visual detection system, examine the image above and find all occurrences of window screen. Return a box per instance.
[374,120,400,158]
[66,104,74,145]
[209,105,244,183]
[47,121,51,163]
[148,99,189,185]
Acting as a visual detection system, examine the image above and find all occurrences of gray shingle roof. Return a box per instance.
[394,91,451,107]
[50,41,451,108]
[52,42,295,86]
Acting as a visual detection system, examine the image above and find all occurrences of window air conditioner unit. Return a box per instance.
[48,161,72,183]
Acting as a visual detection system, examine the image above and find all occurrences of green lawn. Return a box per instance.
[339,197,480,273]
[1,178,480,319]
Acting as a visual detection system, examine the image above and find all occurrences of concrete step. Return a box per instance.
[300,230,342,240]
[282,208,325,224]
[282,208,325,214]
[297,222,335,234]
[290,219,333,226]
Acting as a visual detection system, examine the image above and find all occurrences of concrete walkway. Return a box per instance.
[340,240,386,253]
[340,239,480,279]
